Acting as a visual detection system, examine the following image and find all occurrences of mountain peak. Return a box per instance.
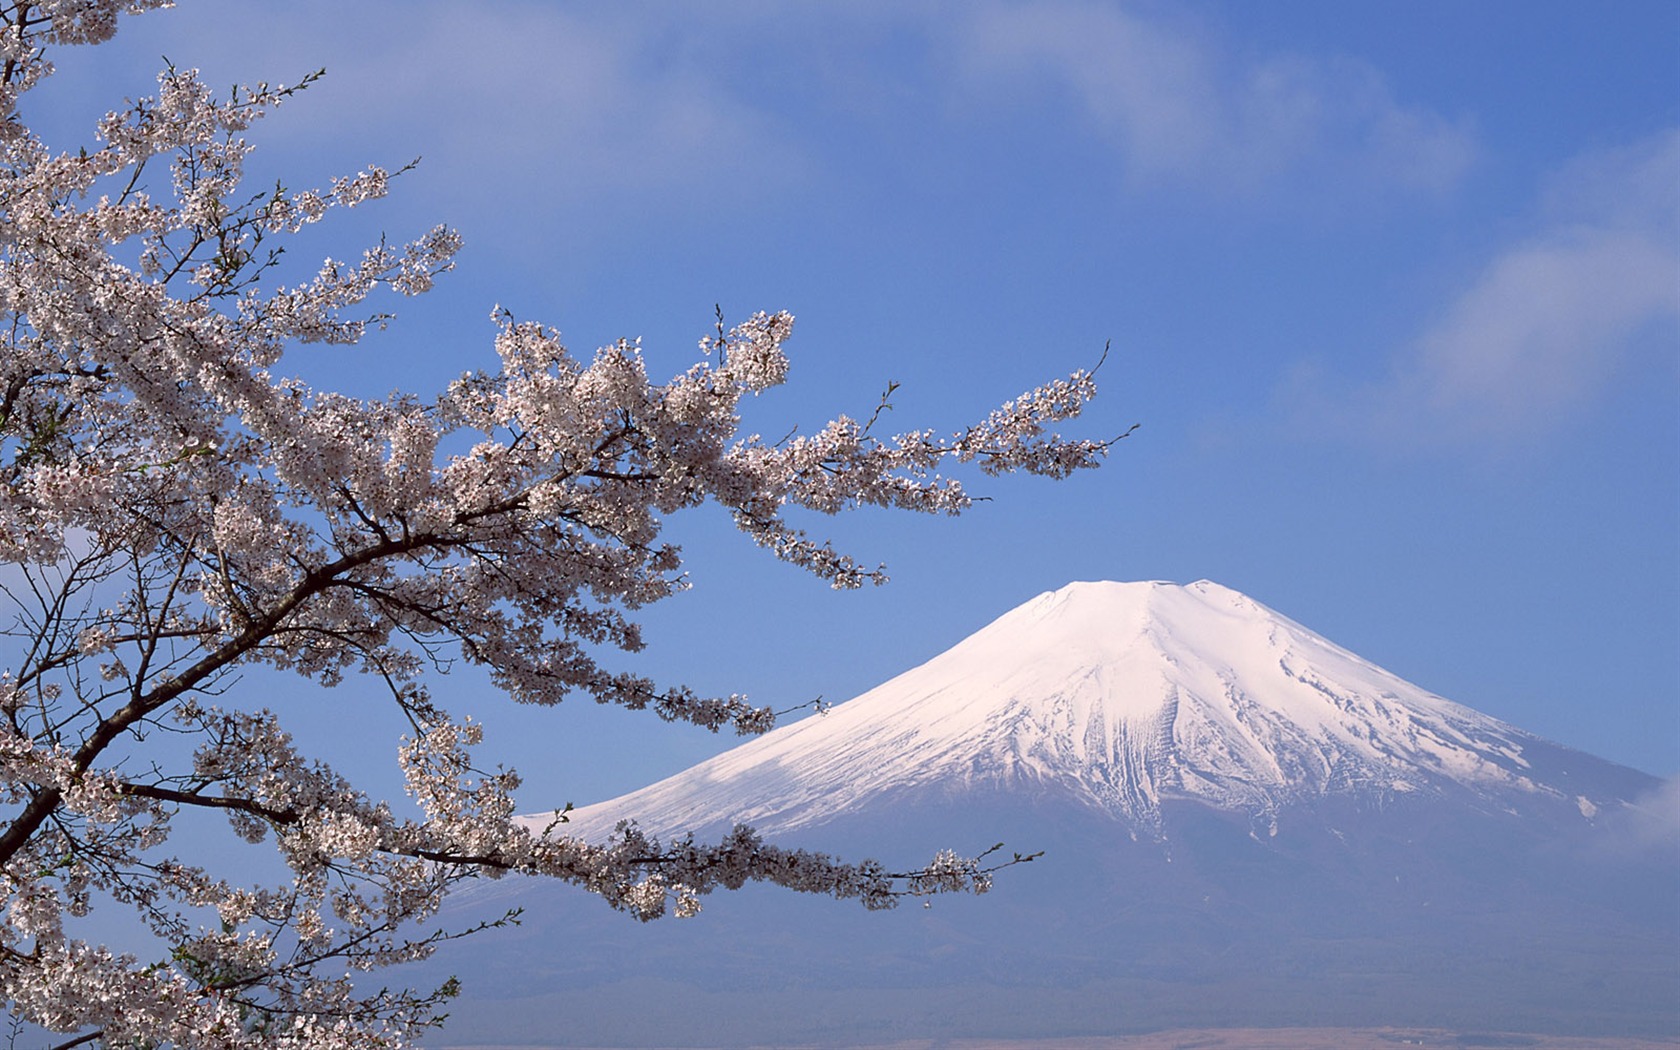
[535,581,1637,840]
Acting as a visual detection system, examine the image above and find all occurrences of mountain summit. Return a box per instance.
[541,580,1638,840]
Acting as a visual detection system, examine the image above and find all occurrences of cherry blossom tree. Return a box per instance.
[0,4,1117,1047]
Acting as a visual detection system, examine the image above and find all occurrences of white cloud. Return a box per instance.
[359,8,796,205]
[1599,774,1680,858]
[66,2,805,240]
[66,1,1475,233]
[1276,128,1679,447]
[1396,129,1679,439]
[949,0,1476,195]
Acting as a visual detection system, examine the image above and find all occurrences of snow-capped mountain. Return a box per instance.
[433,581,1676,1048]
[532,580,1644,842]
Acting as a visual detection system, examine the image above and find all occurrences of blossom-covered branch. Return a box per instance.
[0,4,1115,1047]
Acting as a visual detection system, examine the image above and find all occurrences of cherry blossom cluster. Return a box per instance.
[0,4,1113,1047]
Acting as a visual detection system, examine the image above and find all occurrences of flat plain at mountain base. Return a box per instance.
[438,1030,1680,1050]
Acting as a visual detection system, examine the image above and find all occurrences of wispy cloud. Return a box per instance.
[355,8,798,209]
[82,2,806,241]
[78,1,1476,233]
[1339,129,1680,444]
[1598,774,1680,858]
[948,0,1476,196]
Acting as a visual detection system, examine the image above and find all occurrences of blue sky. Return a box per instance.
[40,2,1678,800]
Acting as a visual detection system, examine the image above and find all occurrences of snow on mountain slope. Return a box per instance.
[526,580,1635,840]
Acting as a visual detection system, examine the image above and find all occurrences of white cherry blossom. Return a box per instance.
[0,4,1117,1046]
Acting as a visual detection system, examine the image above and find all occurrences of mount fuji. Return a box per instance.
[532,580,1650,842]
[430,581,1678,1048]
